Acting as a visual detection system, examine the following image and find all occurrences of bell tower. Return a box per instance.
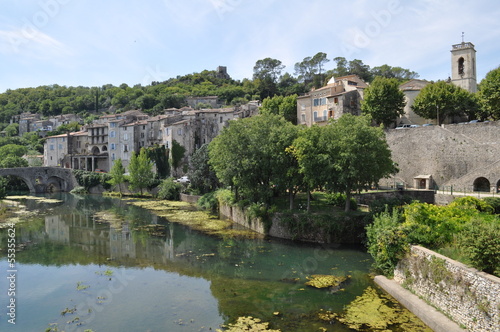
[450,33,477,93]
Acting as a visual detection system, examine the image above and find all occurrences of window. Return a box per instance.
[123,144,128,152]
[323,110,327,119]
[334,97,338,104]
[58,144,63,150]
[110,131,116,138]
[124,133,128,141]
[50,145,54,150]
[112,153,115,161]
[123,126,127,131]
[177,128,183,135]
[458,57,465,76]
[140,133,144,138]
[313,111,318,121]
[110,122,116,128]
[220,117,223,123]
[301,113,306,123]
[111,143,116,150]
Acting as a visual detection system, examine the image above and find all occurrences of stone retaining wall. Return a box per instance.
[219,203,266,234]
[394,245,500,331]
[179,193,202,204]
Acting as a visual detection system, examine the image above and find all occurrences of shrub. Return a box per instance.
[325,192,357,210]
[197,191,218,214]
[157,178,181,200]
[73,170,111,191]
[459,219,500,276]
[369,195,414,216]
[482,197,500,214]
[366,208,408,276]
[449,196,494,214]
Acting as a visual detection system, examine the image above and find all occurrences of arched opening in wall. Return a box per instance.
[102,145,108,152]
[458,57,465,76]
[473,177,490,192]
[46,176,63,193]
[91,146,100,155]
[3,175,30,193]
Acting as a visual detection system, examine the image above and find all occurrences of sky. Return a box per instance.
[1,0,499,93]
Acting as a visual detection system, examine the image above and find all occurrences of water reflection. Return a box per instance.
[1,194,376,331]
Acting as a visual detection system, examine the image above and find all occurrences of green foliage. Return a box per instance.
[188,144,219,194]
[72,170,111,190]
[107,159,126,193]
[128,148,155,195]
[325,192,357,210]
[260,94,298,124]
[170,139,185,171]
[366,208,408,276]
[482,197,500,214]
[0,144,28,157]
[0,176,7,199]
[145,145,170,178]
[367,200,500,277]
[448,196,494,214]
[157,177,181,200]
[411,81,479,124]
[369,195,415,217]
[478,66,500,120]
[459,219,500,275]
[361,76,406,127]
[215,188,236,206]
[197,191,219,214]
[209,114,299,206]
[0,155,28,168]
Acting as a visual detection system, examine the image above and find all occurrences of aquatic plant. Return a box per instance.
[304,274,350,291]
[216,316,281,332]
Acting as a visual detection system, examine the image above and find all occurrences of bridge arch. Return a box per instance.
[0,167,77,193]
[473,177,490,192]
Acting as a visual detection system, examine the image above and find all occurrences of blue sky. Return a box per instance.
[1,0,499,93]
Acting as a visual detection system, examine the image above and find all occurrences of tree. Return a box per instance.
[478,66,500,120]
[288,125,329,211]
[108,158,126,194]
[412,81,479,125]
[260,94,298,124]
[325,114,397,212]
[128,148,154,195]
[187,144,219,194]
[0,144,28,158]
[0,176,7,199]
[4,123,18,137]
[361,77,406,127]
[208,114,299,206]
[170,140,186,173]
[253,58,285,99]
[0,156,28,168]
[371,64,419,81]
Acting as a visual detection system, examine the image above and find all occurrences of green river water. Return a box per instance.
[0,193,431,332]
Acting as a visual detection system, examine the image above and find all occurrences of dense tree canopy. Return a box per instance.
[260,94,298,124]
[412,81,479,125]
[361,77,406,127]
[208,114,299,206]
[478,67,500,120]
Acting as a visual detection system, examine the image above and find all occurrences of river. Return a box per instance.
[0,193,430,332]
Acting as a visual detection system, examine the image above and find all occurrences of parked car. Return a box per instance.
[174,176,190,183]
[469,119,480,123]
[422,123,434,127]
[395,124,412,129]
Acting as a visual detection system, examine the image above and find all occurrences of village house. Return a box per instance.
[296,75,368,127]
[43,102,259,175]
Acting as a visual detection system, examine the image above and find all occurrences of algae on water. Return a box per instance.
[335,287,433,331]
[216,316,281,332]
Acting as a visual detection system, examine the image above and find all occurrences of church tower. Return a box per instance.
[450,36,477,93]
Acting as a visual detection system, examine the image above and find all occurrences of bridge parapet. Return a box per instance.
[0,167,77,193]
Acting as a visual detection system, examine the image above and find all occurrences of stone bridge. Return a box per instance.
[0,167,78,193]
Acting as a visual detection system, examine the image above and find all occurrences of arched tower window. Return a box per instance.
[458,57,465,76]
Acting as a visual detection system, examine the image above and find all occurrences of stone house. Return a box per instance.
[296,75,368,127]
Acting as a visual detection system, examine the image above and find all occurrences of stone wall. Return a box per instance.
[219,204,365,244]
[394,245,500,332]
[354,190,435,205]
[179,193,201,204]
[385,121,500,191]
